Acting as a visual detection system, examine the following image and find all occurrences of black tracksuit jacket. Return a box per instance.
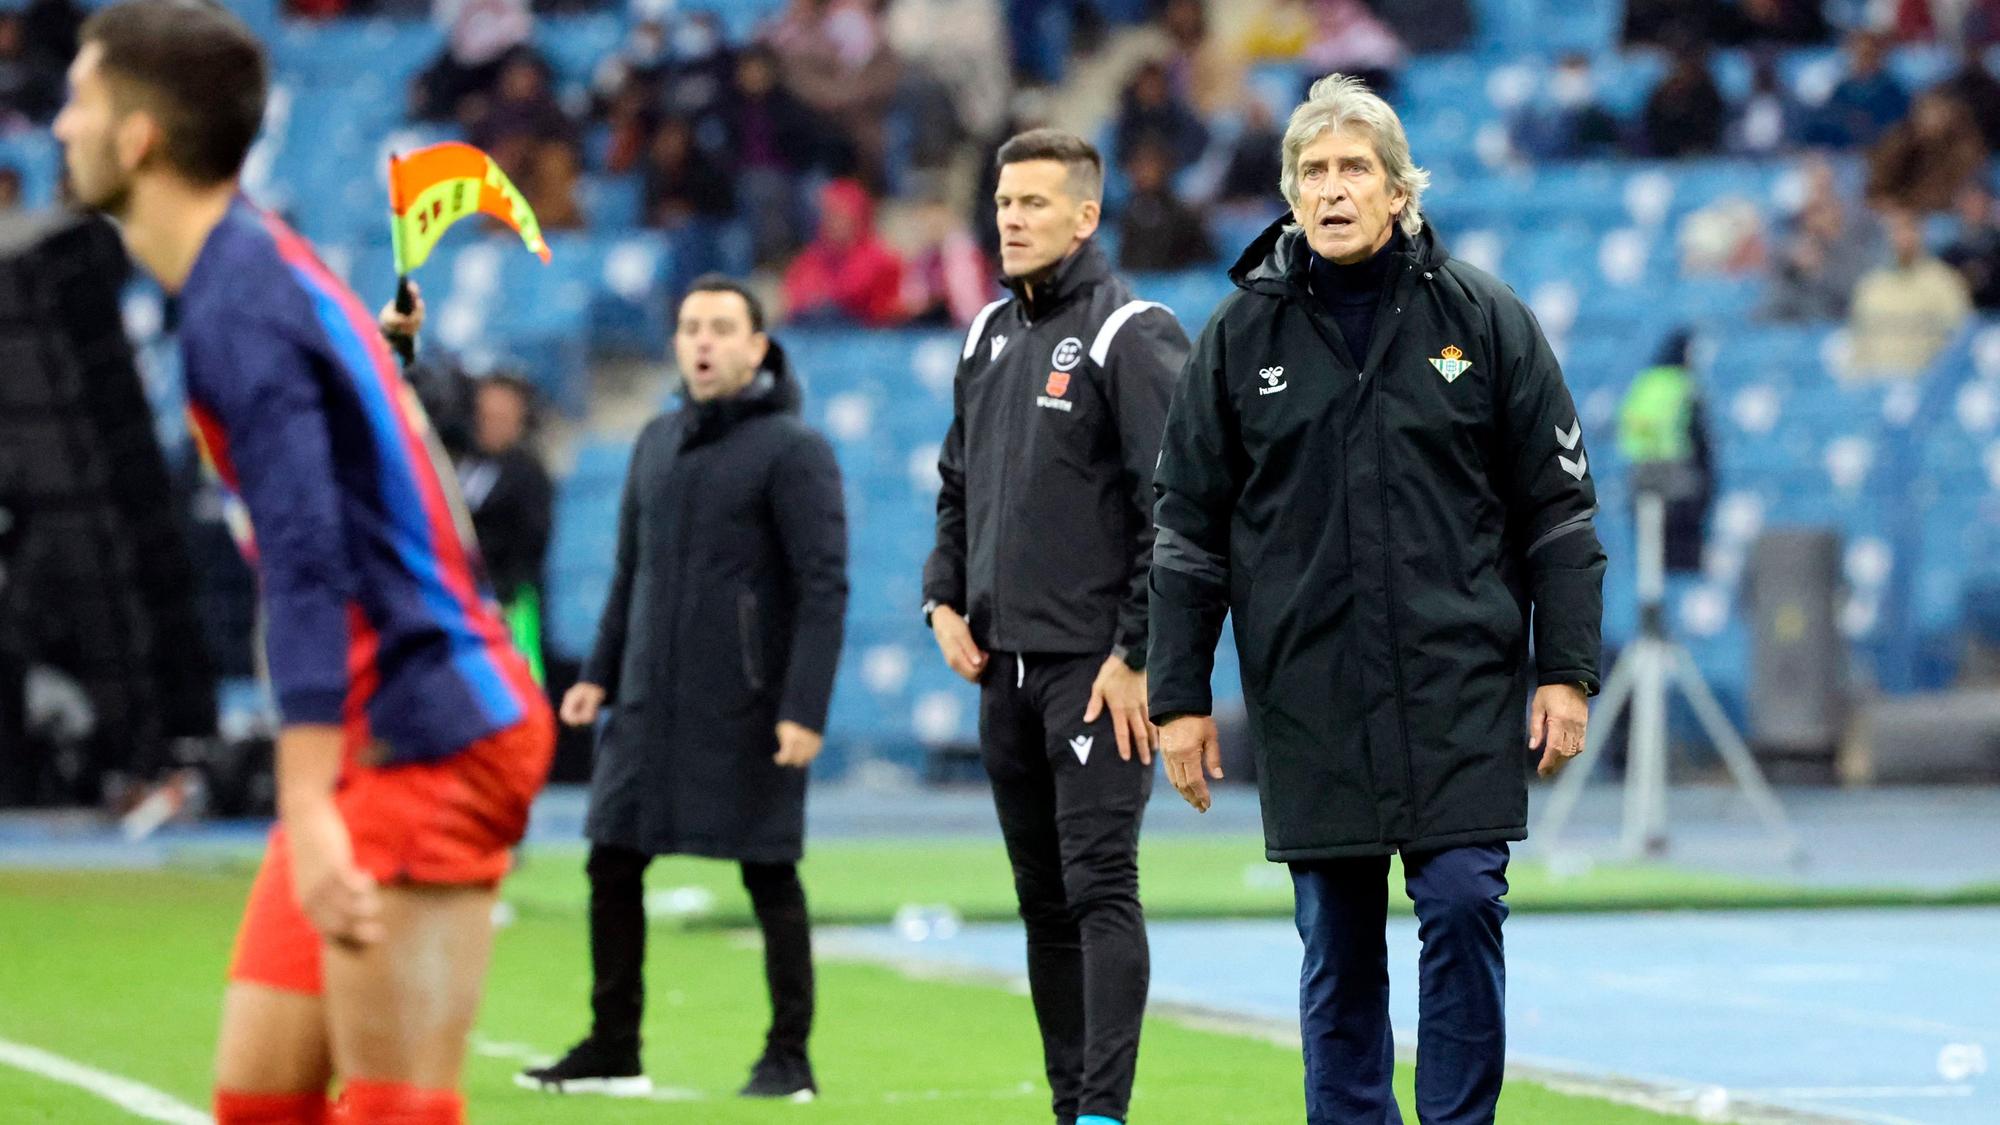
[924,240,1190,661]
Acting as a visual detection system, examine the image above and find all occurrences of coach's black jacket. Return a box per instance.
[583,342,847,863]
[1149,218,1606,860]
[923,239,1189,660]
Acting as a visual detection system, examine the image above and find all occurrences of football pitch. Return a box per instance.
[0,835,1719,1124]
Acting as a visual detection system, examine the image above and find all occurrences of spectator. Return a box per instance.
[1117,141,1216,272]
[1241,0,1312,59]
[728,44,821,266]
[1726,0,1830,45]
[1935,49,2000,150]
[1888,0,2000,47]
[642,116,735,228]
[783,178,907,327]
[590,18,670,120]
[524,141,585,231]
[1113,59,1209,172]
[0,165,20,213]
[1849,207,1972,377]
[1303,0,1405,96]
[410,0,537,123]
[459,374,554,685]
[887,0,1011,145]
[0,13,62,127]
[1617,329,1715,574]
[1867,90,1987,212]
[1761,156,1885,321]
[1216,97,1286,206]
[1809,30,1908,147]
[19,0,82,72]
[765,0,901,190]
[1941,181,2000,308]
[465,54,581,228]
[900,192,993,327]
[1729,50,1804,156]
[657,11,736,133]
[1160,0,1242,116]
[1513,53,1623,160]
[1374,0,1473,54]
[1641,42,1726,157]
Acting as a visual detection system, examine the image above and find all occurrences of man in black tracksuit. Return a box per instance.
[923,129,1189,1125]
[1149,76,1606,1124]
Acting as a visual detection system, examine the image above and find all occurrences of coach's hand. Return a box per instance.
[1530,683,1590,778]
[1160,714,1223,813]
[1085,657,1155,765]
[774,720,823,768]
[286,798,384,950]
[377,280,424,341]
[560,682,606,726]
[930,605,987,684]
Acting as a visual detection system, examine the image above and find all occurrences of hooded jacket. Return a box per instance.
[782,179,907,327]
[1149,218,1606,860]
[582,341,847,861]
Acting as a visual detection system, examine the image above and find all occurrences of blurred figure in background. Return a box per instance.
[1941,180,2000,308]
[409,0,537,122]
[1849,207,1971,377]
[1808,29,1907,147]
[900,191,993,327]
[1116,140,1215,272]
[1761,156,1884,321]
[1512,53,1622,160]
[1641,40,1725,157]
[1618,329,1715,574]
[642,114,736,230]
[727,43,822,267]
[1113,58,1209,174]
[782,178,907,327]
[458,374,553,686]
[1729,50,1805,156]
[1215,96,1286,207]
[1866,90,1987,213]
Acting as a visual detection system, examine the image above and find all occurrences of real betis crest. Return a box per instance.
[1429,345,1472,383]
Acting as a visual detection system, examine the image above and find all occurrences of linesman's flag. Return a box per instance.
[388,141,552,275]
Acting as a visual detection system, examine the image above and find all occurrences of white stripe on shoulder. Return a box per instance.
[962,298,1010,360]
[1090,300,1170,366]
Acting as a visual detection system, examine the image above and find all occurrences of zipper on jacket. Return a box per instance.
[738,590,766,691]
[1373,345,1419,834]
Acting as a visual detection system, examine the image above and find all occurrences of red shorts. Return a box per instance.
[227,706,554,994]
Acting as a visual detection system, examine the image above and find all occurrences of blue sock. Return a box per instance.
[1078,1117,1123,1125]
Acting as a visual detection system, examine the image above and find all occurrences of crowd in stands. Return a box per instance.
[5,0,2000,372]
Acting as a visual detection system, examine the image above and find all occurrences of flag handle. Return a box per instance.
[388,274,416,366]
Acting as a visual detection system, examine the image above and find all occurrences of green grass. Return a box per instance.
[0,866,1701,1123]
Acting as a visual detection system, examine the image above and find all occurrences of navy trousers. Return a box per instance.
[1290,843,1510,1125]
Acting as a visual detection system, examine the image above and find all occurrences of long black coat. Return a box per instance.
[582,344,847,862]
[1149,219,1606,860]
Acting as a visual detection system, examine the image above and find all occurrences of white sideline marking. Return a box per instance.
[0,1035,211,1124]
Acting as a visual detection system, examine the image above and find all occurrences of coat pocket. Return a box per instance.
[737,590,767,692]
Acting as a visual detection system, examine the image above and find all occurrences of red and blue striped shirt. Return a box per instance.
[181,199,537,763]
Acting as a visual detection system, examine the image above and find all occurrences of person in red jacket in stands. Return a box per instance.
[782,177,907,327]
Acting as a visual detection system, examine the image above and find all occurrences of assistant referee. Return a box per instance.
[922,129,1190,1125]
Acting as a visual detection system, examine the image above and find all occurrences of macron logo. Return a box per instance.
[1068,734,1094,764]
[991,335,1007,361]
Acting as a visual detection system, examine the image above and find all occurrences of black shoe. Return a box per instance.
[739,1049,817,1101]
[514,1038,653,1097]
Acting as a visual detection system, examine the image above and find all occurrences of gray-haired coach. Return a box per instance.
[1147,74,1606,1123]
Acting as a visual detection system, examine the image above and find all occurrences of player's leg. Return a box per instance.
[323,883,494,1124]
[214,829,334,1124]
[980,651,1085,1123]
[1035,653,1151,1125]
[328,710,554,1120]
[737,861,816,1100]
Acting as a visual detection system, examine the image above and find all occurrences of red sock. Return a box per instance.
[332,1080,464,1125]
[213,1088,331,1125]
